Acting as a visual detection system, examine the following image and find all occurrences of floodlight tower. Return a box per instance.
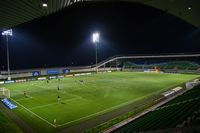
[92,32,100,72]
[2,29,12,80]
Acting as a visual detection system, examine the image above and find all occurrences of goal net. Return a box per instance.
[0,88,10,98]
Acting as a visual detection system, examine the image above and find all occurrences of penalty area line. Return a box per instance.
[29,97,81,110]
[10,98,55,127]
[13,90,33,98]
[15,96,32,102]
[57,99,138,127]
[57,91,163,127]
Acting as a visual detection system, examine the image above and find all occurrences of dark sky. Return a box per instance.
[0,1,200,70]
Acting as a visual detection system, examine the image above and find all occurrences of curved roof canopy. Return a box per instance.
[0,0,199,29]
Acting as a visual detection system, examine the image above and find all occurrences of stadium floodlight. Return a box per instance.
[2,29,12,80]
[2,29,12,36]
[92,32,99,43]
[92,32,100,72]
[42,3,47,7]
[42,0,47,7]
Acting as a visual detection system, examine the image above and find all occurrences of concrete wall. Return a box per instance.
[0,67,119,80]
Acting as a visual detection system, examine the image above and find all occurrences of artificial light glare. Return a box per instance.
[2,29,12,36]
[92,32,100,43]
[42,3,47,7]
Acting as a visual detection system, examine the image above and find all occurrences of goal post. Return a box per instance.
[0,88,10,98]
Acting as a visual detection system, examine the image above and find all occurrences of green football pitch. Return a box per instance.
[1,72,199,132]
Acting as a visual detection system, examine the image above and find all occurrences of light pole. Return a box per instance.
[92,32,100,72]
[2,29,12,80]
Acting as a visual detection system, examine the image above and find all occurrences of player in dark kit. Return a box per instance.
[57,95,61,101]
[23,91,27,97]
[57,85,60,91]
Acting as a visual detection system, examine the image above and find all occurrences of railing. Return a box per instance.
[1,53,200,79]
[91,54,200,69]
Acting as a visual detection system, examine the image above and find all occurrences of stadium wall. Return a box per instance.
[0,67,119,80]
[1,54,199,80]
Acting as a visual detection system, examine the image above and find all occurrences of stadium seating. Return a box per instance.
[163,86,200,106]
[113,86,200,133]
[124,61,200,71]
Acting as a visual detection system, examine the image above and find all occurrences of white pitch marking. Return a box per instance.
[12,90,33,98]
[10,98,55,127]
[57,85,179,127]
[15,96,32,102]
[57,92,157,127]
[29,97,81,110]
[10,87,171,128]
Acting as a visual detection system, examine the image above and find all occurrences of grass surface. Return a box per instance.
[0,72,199,132]
[0,110,22,133]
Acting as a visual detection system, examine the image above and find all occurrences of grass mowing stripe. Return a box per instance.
[29,97,82,110]
[57,90,164,127]
[10,98,55,127]
[15,97,32,102]
[12,90,33,99]
[2,72,198,132]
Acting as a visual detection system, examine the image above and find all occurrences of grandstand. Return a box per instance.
[122,56,200,74]
[1,54,200,80]
[0,56,200,133]
[106,82,200,133]
[124,61,200,71]
[0,0,200,133]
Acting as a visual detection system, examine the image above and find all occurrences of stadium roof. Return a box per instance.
[0,0,199,30]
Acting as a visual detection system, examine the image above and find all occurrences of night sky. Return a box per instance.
[0,1,200,70]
